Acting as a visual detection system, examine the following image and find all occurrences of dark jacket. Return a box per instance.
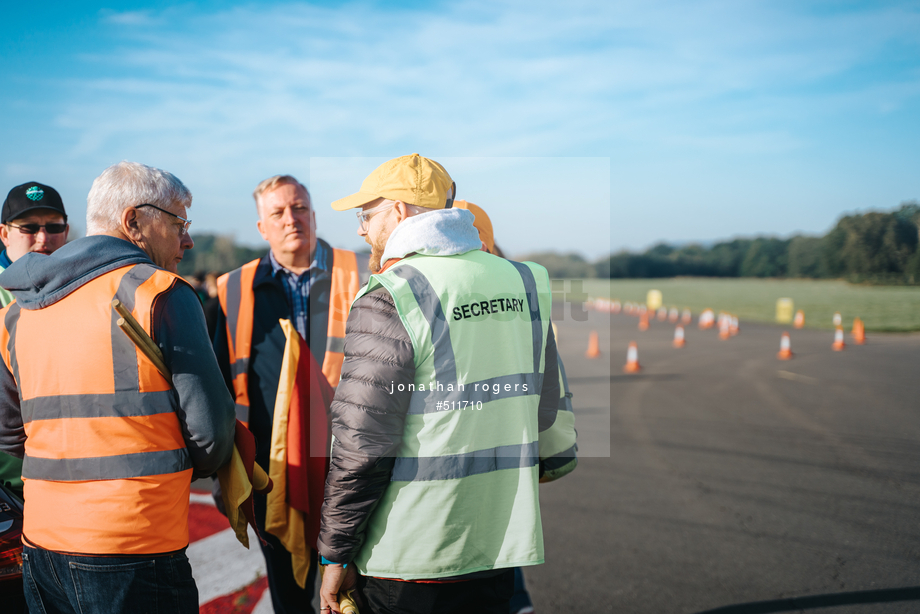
[212,238,363,471]
[317,284,560,565]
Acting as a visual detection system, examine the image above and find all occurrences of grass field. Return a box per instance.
[572,278,920,332]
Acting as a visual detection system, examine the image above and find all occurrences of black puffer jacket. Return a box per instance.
[317,285,559,565]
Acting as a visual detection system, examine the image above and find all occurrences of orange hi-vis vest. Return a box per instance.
[0,263,193,555]
[217,248,362,427]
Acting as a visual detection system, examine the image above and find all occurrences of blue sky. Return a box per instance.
[1,1,918,260]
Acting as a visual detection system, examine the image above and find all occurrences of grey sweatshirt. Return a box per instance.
[0,235,234,478]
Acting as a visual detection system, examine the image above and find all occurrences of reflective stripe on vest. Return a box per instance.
[217,259,259,425]
[217,249,362,427]
[350,251,552,579]
[0,263,192,555]
[323,249,360,387]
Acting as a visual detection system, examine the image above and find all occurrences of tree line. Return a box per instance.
[177,234,267,277]
[522,202,920,284]
[178,202,920,285]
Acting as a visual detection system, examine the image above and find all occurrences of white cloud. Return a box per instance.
[99,9,162,26]
[3,0,919,253]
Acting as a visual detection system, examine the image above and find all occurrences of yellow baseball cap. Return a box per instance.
[452,200,495,254]
[331,153,456,211]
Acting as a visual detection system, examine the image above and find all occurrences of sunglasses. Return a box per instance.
[7,222,68,235]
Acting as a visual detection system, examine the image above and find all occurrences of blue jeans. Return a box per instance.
[509,567,533,613]
[22,544,198,614]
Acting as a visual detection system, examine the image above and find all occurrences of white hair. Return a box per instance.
[86,161,192,235]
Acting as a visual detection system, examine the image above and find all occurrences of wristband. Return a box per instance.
[320,555,347,568]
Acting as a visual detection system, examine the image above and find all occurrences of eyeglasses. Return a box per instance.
[356,200,396,231]
[6,222,68,235]
[137,203,192,234]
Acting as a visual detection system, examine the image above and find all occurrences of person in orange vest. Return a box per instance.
[0,161,236,614]
[212,174,368,614]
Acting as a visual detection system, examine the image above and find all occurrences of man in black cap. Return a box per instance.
[0,181,69,500]
[0,182,70,308]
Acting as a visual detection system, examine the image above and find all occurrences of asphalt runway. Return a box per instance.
[527,305,920,613]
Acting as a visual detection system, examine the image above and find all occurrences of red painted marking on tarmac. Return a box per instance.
[200,576,268,614]
[191,482,213,494]
[189,502,230,543]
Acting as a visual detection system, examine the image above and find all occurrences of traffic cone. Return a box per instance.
[719,316,731,340]
[612,300,622,314]
[668,307,678,323]
[777,332,793,360]
[793,310,805,329]
[623,341,641,373]
[586,330,601,358]
[657,307,667,321]
[699,309,714,330]
[852,317,866,345]
[833,312,842,327]
[673,325,686,348]
[638,312,649,331]
[730,316,739,336]
[682,309,692,325]
[832,327,846,351]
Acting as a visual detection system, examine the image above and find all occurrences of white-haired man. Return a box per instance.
[213,175,368,614]
[0,161,235,614]
[318,154,560,614]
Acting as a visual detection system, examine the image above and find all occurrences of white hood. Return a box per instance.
[381,208,482,263]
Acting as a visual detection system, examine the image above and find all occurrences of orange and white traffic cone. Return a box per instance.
[673,325,686,348]
[682,309,692,325]
[638,312,649,331]
[793,310,805,329]
[777,332,793,360]
[623,341,641,373]
[719,316,731,340]
[699,309,714,330]
[832,327,846,351]
[730,315,739,336]
[668,307,678,323]
[657,307,667,321]
[586,330,601,358]
[852,317,866,345]
[833,312,842,327]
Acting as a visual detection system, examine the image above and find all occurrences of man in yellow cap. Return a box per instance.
[317,154,560,614]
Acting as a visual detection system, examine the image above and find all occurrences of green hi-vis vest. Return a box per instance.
[352,249,552,580]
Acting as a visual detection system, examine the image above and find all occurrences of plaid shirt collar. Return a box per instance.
[268,240,330,280]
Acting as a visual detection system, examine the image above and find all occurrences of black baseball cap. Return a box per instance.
[2,182,68,224]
